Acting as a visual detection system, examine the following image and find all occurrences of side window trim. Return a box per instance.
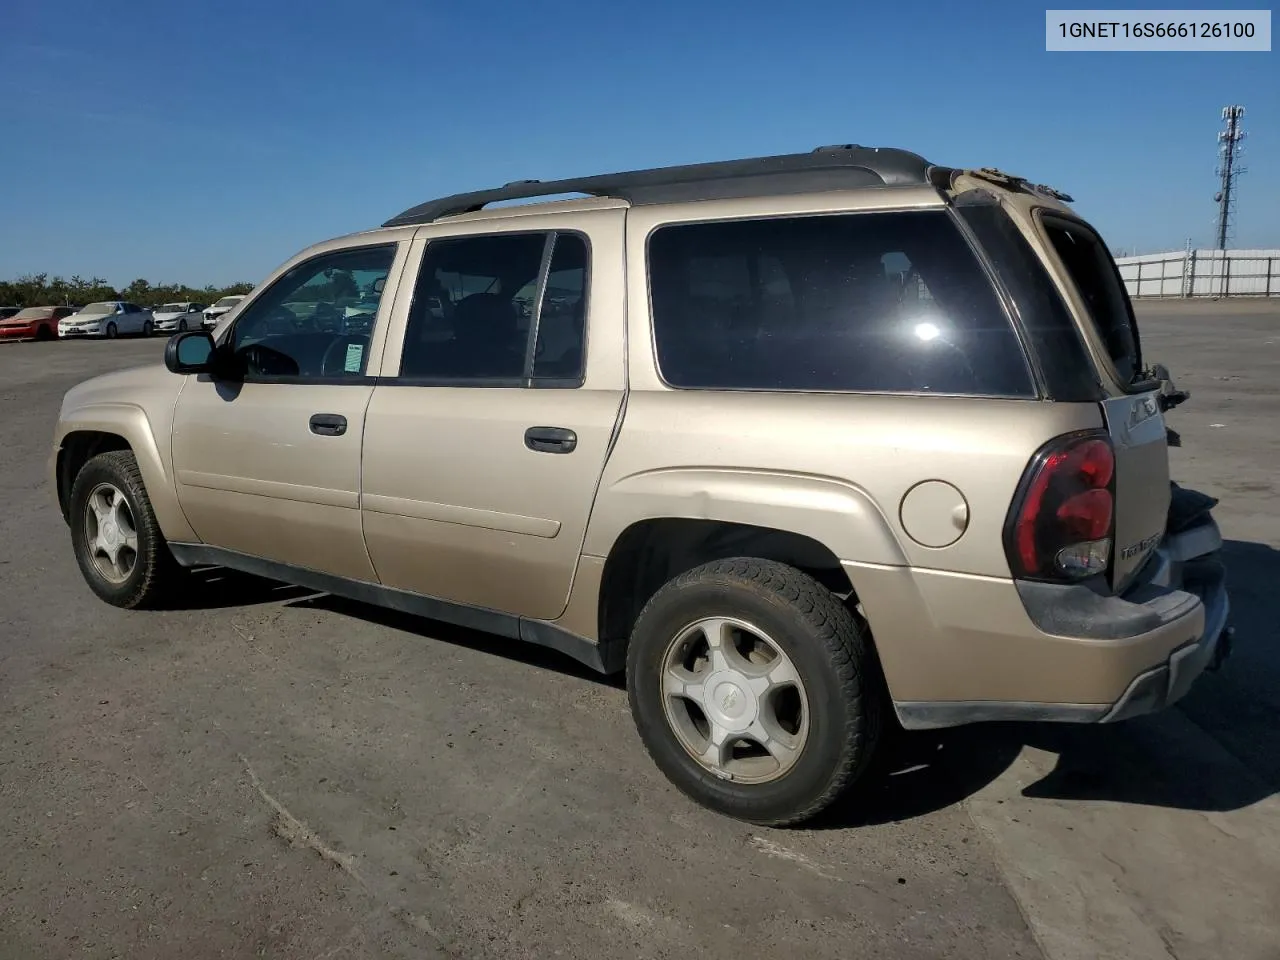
[522,233,557,379]
[536,231,592,386]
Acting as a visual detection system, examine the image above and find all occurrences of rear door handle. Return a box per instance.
[524,426,577,454]
[309,413,347,437]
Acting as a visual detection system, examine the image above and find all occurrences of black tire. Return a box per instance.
[105,322,118,339]
[178,319,188,332]
[627,558,882,827]
[142,319,154,337]
[69,450,183,609]
[35,324,54,341]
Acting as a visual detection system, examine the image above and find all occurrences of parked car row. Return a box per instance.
[0,295,249,342]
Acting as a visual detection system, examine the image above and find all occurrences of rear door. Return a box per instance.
[360,210,626,621]
[1037,213,1168,590]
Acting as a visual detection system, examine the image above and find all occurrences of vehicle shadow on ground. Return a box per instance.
[820,537,1280,829]
[289,593,620,688]
[171,539,1279,824]
[164,566,318,610]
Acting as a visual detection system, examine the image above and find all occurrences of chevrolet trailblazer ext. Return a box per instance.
[52,146,1231,825]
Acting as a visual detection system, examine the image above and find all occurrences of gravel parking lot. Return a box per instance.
[2,302,1277,960]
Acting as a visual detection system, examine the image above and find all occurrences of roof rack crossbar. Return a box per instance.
[382,145,936,227]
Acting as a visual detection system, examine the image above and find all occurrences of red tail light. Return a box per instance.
[1005,432,1115,582]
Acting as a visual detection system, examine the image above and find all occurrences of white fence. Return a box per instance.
[1114,249,1280,299]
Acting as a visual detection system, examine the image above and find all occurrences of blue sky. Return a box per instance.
[1,0,1275,286]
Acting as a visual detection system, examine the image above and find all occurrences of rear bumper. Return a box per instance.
[1101,557,1231,722]
[849,515,1231,730]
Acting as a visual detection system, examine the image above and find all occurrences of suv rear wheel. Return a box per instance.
[69,450,183,609]
[626,558,882,826]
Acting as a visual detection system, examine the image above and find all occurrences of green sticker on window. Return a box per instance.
[344,343,363,373]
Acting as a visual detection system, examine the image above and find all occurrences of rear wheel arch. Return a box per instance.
[597,518,864,650]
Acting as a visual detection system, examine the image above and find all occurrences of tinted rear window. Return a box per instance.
[648,210,1034,397]
[1042,217,1141,384]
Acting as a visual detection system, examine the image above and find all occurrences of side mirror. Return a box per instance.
[164,330,218,374]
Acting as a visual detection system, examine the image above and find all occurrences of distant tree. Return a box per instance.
[0,273,255,308]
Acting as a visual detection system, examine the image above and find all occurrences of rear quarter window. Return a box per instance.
[647,210,1034,397]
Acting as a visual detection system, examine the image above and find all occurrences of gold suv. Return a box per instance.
[51,146,1232,825]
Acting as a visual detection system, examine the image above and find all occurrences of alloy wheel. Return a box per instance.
[82,483,139,584]
[660,616,810,784]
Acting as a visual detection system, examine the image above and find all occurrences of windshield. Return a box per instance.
[213,296,243,309]
[158,303,188,313]
[80,302,117,315]
[13,307,51,319]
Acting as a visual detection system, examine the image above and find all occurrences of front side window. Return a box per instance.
[648,210,1034,397]
[400,231,589,384]
[227,244,396,380]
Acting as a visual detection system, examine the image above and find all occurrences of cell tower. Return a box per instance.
[1214,105,1246,251]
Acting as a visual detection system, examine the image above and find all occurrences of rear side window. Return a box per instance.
[1041,217,1141,384]
[401,231,588,385]
[648,210,1034,397]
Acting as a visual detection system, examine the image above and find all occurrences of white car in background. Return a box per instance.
[202,295,246,329]
[152,302,206,333]
[57,301,155,339]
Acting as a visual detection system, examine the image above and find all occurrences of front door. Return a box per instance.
[360,220,625,621]
[171,240,405,582]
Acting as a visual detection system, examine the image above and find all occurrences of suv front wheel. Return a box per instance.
[627,558,882,826]
[69,450,183,609]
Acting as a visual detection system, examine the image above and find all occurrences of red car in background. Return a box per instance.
[0,306,75,341]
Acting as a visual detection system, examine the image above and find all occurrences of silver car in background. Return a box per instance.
[153,302,206,333]
[202,295,246,329]
[58,301,155,339]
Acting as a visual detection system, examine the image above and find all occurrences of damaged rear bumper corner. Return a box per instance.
[1100,558,1231,722]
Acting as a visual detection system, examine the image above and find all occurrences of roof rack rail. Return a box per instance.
[382,146,938,227]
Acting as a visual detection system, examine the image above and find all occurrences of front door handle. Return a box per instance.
[309,413,347,437]
[524,426,577,454]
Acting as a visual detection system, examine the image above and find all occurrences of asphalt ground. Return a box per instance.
[1,300,1277,960]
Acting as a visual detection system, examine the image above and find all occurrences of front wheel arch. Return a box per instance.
[58,431,131,523]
